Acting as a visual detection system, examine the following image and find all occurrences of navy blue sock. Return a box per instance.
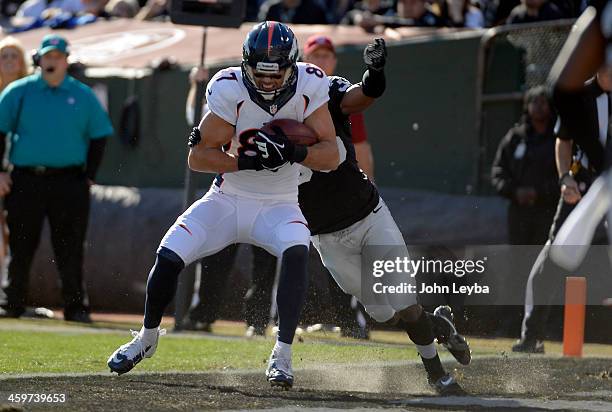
[276,245,309,344]
[143,247,185,329]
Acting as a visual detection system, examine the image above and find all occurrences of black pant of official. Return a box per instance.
[188,245,239,325]
[496,203,557,336]
[521,195,609,341]
[243,246,277,330]
[508,203,557,246]
[3,168,90,317]
[188,244,276,330]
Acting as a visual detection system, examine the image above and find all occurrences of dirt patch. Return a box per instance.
[1,357,612,411]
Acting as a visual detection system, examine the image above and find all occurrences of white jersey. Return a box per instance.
[206,63,329,201]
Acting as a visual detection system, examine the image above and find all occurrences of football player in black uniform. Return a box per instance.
[299,36,471,395]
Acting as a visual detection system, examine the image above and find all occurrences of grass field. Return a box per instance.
[2,318,612,411]
[0,317,478,375]
[3,317,612,375]
[0,329,419,375]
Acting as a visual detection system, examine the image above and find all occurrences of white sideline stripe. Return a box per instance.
[396,396,612,411]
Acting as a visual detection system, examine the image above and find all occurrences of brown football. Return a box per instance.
[261,119,319,146]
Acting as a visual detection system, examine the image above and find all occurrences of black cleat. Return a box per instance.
[0,307,23,318]
[512,338,545,354]
[181,318,212,332]
[429,373,466,396]
[64,310,91,323]
[433,305,471,365]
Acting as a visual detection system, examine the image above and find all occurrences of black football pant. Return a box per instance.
[188,244,276,328]
[507,203,556,246]
[188,244,239,324]
[521,196,609,341]
[243,246,276,330]
[496,203,556,335]
[3,169,90,316]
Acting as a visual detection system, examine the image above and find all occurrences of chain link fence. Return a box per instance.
[500,22,574,89]
[476,20,574,193]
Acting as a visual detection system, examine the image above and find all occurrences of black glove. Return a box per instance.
[237,129,263,170]
[237,151,263,171]
[267,125,308,164]
[252,130,289,172]
[187,127,201,147]
[363,38,387,71]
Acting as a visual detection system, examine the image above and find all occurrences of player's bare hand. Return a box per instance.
[189,66,209,85]
[0,172,12,196]
[560,175,581,204]
[515,186,537,206]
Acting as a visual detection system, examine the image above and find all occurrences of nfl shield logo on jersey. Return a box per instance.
[270,104,278,114]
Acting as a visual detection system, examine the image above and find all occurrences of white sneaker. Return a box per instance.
[107,328,166,375]
[265,350,294,388]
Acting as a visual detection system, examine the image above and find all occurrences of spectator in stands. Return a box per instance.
[355,0,446,31]
[258,0,330,24]
[342,0,396,32]
[491,86,559,245]
[0,37,29,93]
[325,0,356,23]
[505,0,563,25]
[1,0,25,17]
[245,0,263,21]
[104,0,139,17]
[0,35,113,323]
[16,0,86,18]
[442,0,485,27]
[135,0,167,20]
[392,0,446,27]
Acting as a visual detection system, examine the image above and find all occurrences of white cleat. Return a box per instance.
[265,350,294,389]
[107,328,166,375]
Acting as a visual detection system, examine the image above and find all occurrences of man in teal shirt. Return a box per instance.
[0,34,113,323]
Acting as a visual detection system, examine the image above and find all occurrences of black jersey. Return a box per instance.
[298,75,379,235]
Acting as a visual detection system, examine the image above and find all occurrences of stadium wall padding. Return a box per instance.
[26,186,506,312]
[20,186,612,342]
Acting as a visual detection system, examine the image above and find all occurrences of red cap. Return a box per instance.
[304,35,335,55]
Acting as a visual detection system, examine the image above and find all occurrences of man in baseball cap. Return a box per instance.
[0,31,113,323]
[37,34,70,56]
[303,35,336,75]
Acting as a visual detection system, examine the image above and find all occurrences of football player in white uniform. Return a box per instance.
[107,22,339,389]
